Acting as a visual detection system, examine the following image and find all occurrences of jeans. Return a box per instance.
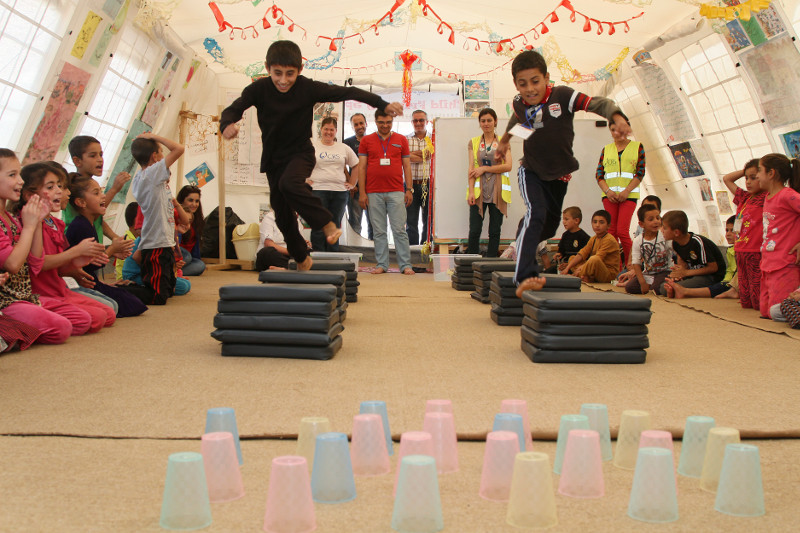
[467,203,504,257]
[368,191,412,271]
[406,185,429,245]
[180,247,206,276]
[310,190,349,252]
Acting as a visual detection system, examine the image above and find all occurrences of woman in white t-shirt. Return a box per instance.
[307,117,359,251]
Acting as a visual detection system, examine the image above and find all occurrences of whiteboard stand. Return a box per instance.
[182,104,253,271]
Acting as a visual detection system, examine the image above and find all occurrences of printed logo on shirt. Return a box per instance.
[573,240,578,248]
[548,103,562,118]
[689,251,697,261]
[319,151,342,160]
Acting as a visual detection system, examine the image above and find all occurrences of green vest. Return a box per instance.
[467,135,512,203]
[601,141,641,200]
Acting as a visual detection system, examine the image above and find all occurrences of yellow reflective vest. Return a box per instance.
[601,141,641,199]
[467,135,512,203]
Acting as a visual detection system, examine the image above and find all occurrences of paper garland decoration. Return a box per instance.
[699,0,772,22]
[399,50,419,106]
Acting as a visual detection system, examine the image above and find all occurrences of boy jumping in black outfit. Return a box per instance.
[219,40,403,270]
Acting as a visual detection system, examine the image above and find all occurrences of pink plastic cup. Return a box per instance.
[500,399,533,451]
[425,399,453,414]
[423,412,459,474]
[201,432,245,503]
[557,429,604,499]
[639,429,677,492]
[394,431,434,496]
[479,431,520,501]
[350,414,391,476]
[263,456,315,533]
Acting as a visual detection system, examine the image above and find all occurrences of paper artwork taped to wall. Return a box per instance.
[71,11,103,60]
[187,114,217,156]
[716,190,733,215]
[698,178,714,202]
[740,35,800,127]
[464,80,490,100]
[141,58,181,127]
[669,142,704,179]
[186,163,215,188]
[22,63,91,165]
[781,129,800,159]
[106,119,151,204]
[755,4,786,39]
[102,0,125,18]
[464,101,490,117]
[724,20,751,52]
[634,63,695,143]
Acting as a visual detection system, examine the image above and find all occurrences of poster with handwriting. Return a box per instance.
[23,63,91,164]
[71,11,103,60]
[634,63,694,143]
[740,34,800,127]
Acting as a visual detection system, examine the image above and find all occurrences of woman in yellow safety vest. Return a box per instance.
[595,119,646,266]
[466,108,512,257]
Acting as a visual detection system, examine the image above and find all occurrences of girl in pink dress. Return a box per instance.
[757,154,800,318]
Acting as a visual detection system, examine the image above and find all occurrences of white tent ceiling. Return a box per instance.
[164,0,702,84]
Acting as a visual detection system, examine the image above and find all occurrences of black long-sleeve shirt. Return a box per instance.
[219,76,389,171]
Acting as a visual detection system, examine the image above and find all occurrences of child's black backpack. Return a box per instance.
[201,206,244,258]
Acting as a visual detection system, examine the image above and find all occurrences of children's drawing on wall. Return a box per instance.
[259,203,271,223]
[670,142,704,179]
[780,129,800,159]
[313,102,337,123]
[187,114,217,156]
[698,178,713,202]
[706,205,722,228]
[464,100,489,117]
[106,119,150,202]
[716,190,733,215]
[71,11,103,60]
[696,219,709,237]
[741,34,800,127]
[185,162,215,188]
[755,4,786,39]
[724,19,751,52]
[161,51,174,70]
[464,80,490,100]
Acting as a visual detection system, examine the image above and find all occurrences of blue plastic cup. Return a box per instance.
[715,444,765,517]
[159,452,212,530]
[392,455,443,533]
[204,407,242,465]
[553,414,590,474]
[311,432,356,503]
[627,447,678,523]
[580,403,612,461]
[360,401,393,455]
[492,413,525,454]
[677,415,715,478]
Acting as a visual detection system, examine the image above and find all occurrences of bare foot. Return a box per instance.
[714,287,739,299]
[515,276,547,298]
[402,267,415,275]
[581,276,590,283]
[268,265,287,270]
[371,267,386,274]
[323,222,342,245]
[664,279,679,298]
[297,256,313,271]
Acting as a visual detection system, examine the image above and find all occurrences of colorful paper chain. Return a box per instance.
[698,0,771,21]
[207,0,644,53]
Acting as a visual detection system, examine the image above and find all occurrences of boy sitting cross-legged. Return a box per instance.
[562,209,621,283]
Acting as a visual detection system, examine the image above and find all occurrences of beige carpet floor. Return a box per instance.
[1,268,798,530]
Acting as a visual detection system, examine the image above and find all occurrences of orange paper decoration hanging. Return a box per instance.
[399,50,418,107]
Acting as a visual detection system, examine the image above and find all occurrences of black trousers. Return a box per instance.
[255,246,290,271]
[406,185,429,245]
[265,152,332,263]
[140,247,176,305]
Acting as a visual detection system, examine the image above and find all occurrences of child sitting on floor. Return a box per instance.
[562,210,620,283]
[659,210,725,295]
[773,287,800,328]
[115,202,140,282]
[626,204,672,295]
[547,206,590,275]
[664,216,739,300]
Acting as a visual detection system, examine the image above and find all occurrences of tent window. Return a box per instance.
[668,33,770,172]
[0,0,73,148]
[67,25,160,182]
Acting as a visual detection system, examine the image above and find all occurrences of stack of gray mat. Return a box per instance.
[490,273,581,326]
[259,270,348,324]
[520,291,651,364]
[450,257,480,291]
[212,284,344,360]
[289,258,358,305]
[470,260,516,304]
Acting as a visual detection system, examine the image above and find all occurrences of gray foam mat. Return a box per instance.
[489,292,522,308]
[288,259,355,272]
[523,304,651,325]
[221,336,343,360]
[521,326,649,350]
[522,291,651,311]
[211,323,344,346]
[214,313,340,332]
[521,339,646,364]
[470,292,490,304]
[219,284,337,302]
[345,295,357,303]
[522,316,648,336]
[454,256,506,266]
[258,270,346,286]
[218,299,337,316]
[451,281,474,291]
[473,260,516,273]
[490,311,523,326]
[491,303,524,316]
